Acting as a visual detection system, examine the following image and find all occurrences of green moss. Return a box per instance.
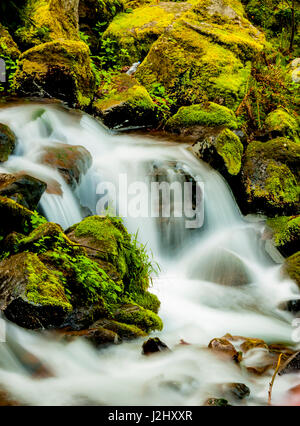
[14,40,96,108]
[264,161,299,206]
[102,2,190,66]
[215,128,243,175]
[115,303,163,333]
[97,319,147,338]
[130,290,160,313]
[136,0,264,109]
[284,251,300,287]
[166,102,238,130]
[267,215,300,249]
[0,24,20,60]
[16,0,80,48]
[265,108,299,142]
[25,253,72,310]
[0,123,16,162]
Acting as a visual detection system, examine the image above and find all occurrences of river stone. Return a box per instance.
[142,337,170,355]
[40,143,92,188]
[0,124,16,162]
[0,173,47,210]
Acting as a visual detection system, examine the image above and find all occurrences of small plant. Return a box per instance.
[149,82,175,122]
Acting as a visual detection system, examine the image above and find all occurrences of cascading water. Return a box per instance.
[0,102,299,406]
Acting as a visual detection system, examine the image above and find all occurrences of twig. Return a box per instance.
[268,353,283,405]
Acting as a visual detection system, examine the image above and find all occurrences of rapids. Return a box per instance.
[0,102,299,406]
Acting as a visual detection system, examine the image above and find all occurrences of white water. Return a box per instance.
[0,102,299,406]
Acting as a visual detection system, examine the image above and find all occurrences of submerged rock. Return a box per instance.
[0,173,47,210]
[94,73,157,129]
[14,40,96,108]
[224,383,250,400]
[40,143,92,188]
[241,137,300,215]
[204,398,231,406]
[0,124,16,162]
[142,337,170,355]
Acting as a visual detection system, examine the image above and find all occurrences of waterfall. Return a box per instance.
[0,102,299,406]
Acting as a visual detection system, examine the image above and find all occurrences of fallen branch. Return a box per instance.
[268,352,283,405]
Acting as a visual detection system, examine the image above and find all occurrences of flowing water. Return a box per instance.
[0,102,299,406]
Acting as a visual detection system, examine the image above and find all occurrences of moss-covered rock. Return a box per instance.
[16,0,80,49]
[14,40,96,108]
[0,24,20,60]
[102,1,192,66]
[192,128,243,176]
[93,73,157,128]
[242,137,300,215]
[136,0,265,109]
[283,251,300,288]
[0,173,47,210]
[0,124,16,162]
[0,252,72,329]
[265,108,299,142]
[266,215,300,257]
[166,102,238,133]
[40,143,92,187]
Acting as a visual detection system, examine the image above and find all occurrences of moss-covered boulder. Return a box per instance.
[241,137,300,215]
[0,24,20,60]
[192,128,243,176]
[166,102,238,137]
[93,73,157,128]
[265,108,299,142]
[136,0,265,109]
[16,0,80,49]
[266,215,300,257]
[14,40,96,108]
[0,124,16,162]
[102,1,192,66]
[282,252,300,288]
[0,217,162,337]
[40,143,92,188]
[0,252,72,329]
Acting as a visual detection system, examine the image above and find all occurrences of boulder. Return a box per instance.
[241,137,300,215]
[102,1,192,66]
[192,127,243,176]
[93,73,157,128]
[40,143,92,187]
[265,108,299,142]
[266,215,300,257]
[14,40,96,108]
[208,337,242,362]
[0,173,47,210]
[165,102,238,137]
[136,0,265,109]
[0,252,72,329]
[16,0,80,48]
[0,124,16,162]
[142,337,170,355]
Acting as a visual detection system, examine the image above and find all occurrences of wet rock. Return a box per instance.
[40,143,92,188]
[14,40,96,108]
[0,252,71,329]
[61,327,120,347]
[91,318,147,340]
[93,74,157,129]
[0,124,16,162]
[282,251,300,287]
[266,215,299,258]
[61,304,108,331]
[204,398,231,406]
[208,337,242,362]
[225,383,250,400]
[142,337,170,355]
[0,173,47,210]
[192,127,244,177]
[241,137,300,215]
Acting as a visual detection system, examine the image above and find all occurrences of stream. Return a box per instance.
[0,102,299,406]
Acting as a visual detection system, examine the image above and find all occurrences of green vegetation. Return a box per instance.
[215,129,244,175]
